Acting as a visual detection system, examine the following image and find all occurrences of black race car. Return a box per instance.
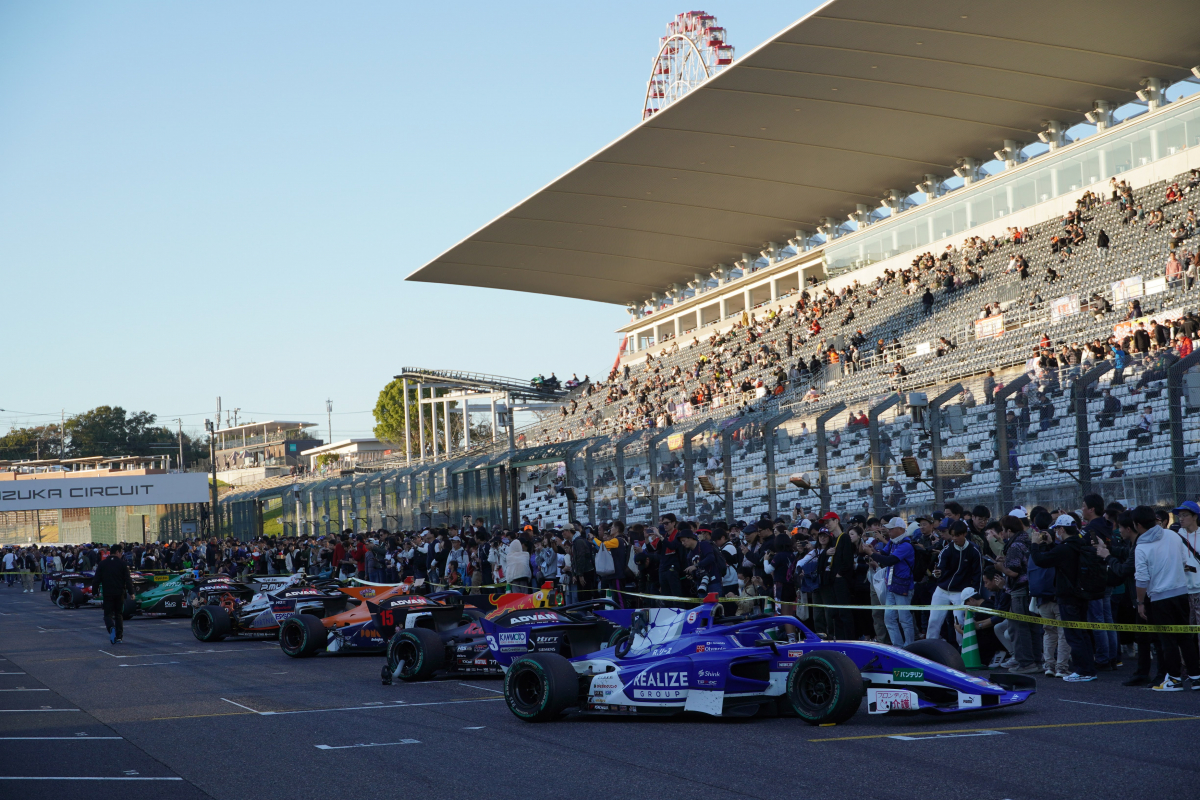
[378,597,626,685]
[191,575,350,642]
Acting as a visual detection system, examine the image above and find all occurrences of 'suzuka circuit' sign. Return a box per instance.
[0,473,210,512]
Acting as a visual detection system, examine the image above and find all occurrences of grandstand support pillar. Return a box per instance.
[493,466,505,532]
[1073,361,1114,496]
[506,403,516,452]
[334,481,345,532]
[403,378,412,465]
[443,399,452,460]
[425,470,436,528]
[683,421,715,518]
[868,395,902,514]
[763,411,793,521]
[615,433,641,526]
[996,375,1032,515]
[927,383,964,509]
[1168,350,1200,506]
[430,391,438,460]
[816,403,847,515]
[583,439,606,527]
[463,397,470,452]
[509,465,520,531]
[646,428,674,521]
[473,470,484,526]
[447,471,458,528]
[721,426,734,527]
[417,383,426,462]
[490,398,497,443]
[408,473,418,530]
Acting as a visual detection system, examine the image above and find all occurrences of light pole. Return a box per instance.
[205,419,219,536]
[326,399,333,445]
[173,418,184,471]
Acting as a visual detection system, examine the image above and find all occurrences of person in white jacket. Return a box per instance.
[1132,505,1200,691]
[505,535,532,592]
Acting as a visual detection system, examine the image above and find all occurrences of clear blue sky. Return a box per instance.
[0,2,819,441]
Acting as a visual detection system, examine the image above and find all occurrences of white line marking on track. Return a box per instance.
[314,739,420,750]
[118,662,180,668]
[463,726,486,730]
[458,683,504,694]
[0,689,48,692]
[0,709,81,713]
[0,737,122,740]
[0,777,184,781]
[1057,699,1200,718]
[100,648,272,659]
[260,697,503,716]
[0,672,27,675]
[889,731,1005,741]
[220,698,260,713]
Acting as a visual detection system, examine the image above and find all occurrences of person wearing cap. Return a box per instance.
[1131,505,1200,691]
[1174,500,1200,628]
[925,521,983,644]
[865,517,916,647]
[1031,514,1100,682]
[990,515,1041,673]
[652,514,684,600]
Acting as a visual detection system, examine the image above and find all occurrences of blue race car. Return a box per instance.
[480,599,1035,724]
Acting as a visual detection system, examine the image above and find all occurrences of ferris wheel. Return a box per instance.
[643,11,734,120]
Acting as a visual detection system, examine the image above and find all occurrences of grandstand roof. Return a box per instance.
[407,0,1200,306]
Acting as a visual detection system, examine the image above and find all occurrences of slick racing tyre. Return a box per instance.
[786,652,864,726]
[122,597,138,620]
[504,652,579,723]
[192,606,232,642]
[903,638,967,672]
[53,589,72,610]
[68,587,87,608]
[280,614,328,658]
[386,628,445,681]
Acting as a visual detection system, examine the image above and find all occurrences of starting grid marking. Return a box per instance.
[0,777,183,781]
[889,730,1006,741]
[315,739,421,750]
[218,694,504,717]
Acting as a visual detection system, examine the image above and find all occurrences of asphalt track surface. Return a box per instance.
[2,587,1199,800]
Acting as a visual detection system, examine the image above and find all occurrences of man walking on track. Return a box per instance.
[92,544,134,644]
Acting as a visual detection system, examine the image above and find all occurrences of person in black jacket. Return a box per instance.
[1030,516,1098,681]
[1098,511,1164,686]
[825,514,857,640]
[92,544,134,644]
[924,521,984,643]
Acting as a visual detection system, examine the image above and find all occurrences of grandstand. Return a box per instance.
[218,1,1200,539]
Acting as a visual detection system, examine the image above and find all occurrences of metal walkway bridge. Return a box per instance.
[396,367,571,403]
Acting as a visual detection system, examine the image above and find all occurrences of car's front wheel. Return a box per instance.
[279,614,328,658]
[192,606,231,642]
[786,651,864,725]
[503,652,579,722]
[386,628,445,681]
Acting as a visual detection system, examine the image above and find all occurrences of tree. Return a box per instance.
[64,406,198,460]
[0,424,64,461]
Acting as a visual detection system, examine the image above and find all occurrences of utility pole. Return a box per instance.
[173,418,184,471]
[60,409,65,458]
[205,419,219,536]
[326,399,333,445]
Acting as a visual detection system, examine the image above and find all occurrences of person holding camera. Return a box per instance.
[864,517,917,647]
[924,521,984,644]
[1030,514,1105,682]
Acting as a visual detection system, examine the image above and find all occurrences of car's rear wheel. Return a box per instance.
[68,587,87,608]
[904,638,966,671]
[122,597,137,620]
[53,589,72,609]
[786,652,864,725]
[192,606,231,642]
[280,615,328,658]
[386,628,444,681]
[504,652,579,722]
